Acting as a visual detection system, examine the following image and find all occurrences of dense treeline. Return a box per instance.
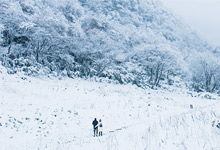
[0,0,220,92]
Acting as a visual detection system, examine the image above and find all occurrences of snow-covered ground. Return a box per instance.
[0,65,220,150]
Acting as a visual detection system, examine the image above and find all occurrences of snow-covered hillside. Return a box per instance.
[1,0,220,149]
[1,0,220,92]
[1,65,220,150]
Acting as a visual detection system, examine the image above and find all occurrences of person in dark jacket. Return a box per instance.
[92,118,98,137]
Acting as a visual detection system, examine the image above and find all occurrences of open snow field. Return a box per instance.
[0,66,220,150]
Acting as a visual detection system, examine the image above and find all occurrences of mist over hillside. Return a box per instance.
[0,0,220,92]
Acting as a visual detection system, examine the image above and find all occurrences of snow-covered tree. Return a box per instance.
[0,0,218,91]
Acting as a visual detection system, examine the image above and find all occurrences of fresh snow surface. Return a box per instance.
[0,65,220,150]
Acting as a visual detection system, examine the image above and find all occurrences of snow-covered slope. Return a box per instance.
[1,0,220,149]
[1,0,219,90]
[1,65,220,150]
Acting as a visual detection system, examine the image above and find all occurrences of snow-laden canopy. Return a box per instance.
[0,0,220,91]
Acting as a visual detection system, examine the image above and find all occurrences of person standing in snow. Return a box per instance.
[92,118,98,137]
[217,120,220,129]
[99,119,103,136]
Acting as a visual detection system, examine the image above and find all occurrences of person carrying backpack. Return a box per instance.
[92,118,98,137]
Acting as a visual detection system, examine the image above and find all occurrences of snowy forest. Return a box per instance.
[1,0,220,92]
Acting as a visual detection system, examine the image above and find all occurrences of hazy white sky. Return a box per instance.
[162,0,220,46]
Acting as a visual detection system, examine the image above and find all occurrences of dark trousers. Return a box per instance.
[94,127,98,137]
[99,131,103,136]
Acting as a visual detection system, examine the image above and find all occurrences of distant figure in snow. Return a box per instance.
[99,119,103,136]
[92,118,98,137]
[217,121,220,129]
